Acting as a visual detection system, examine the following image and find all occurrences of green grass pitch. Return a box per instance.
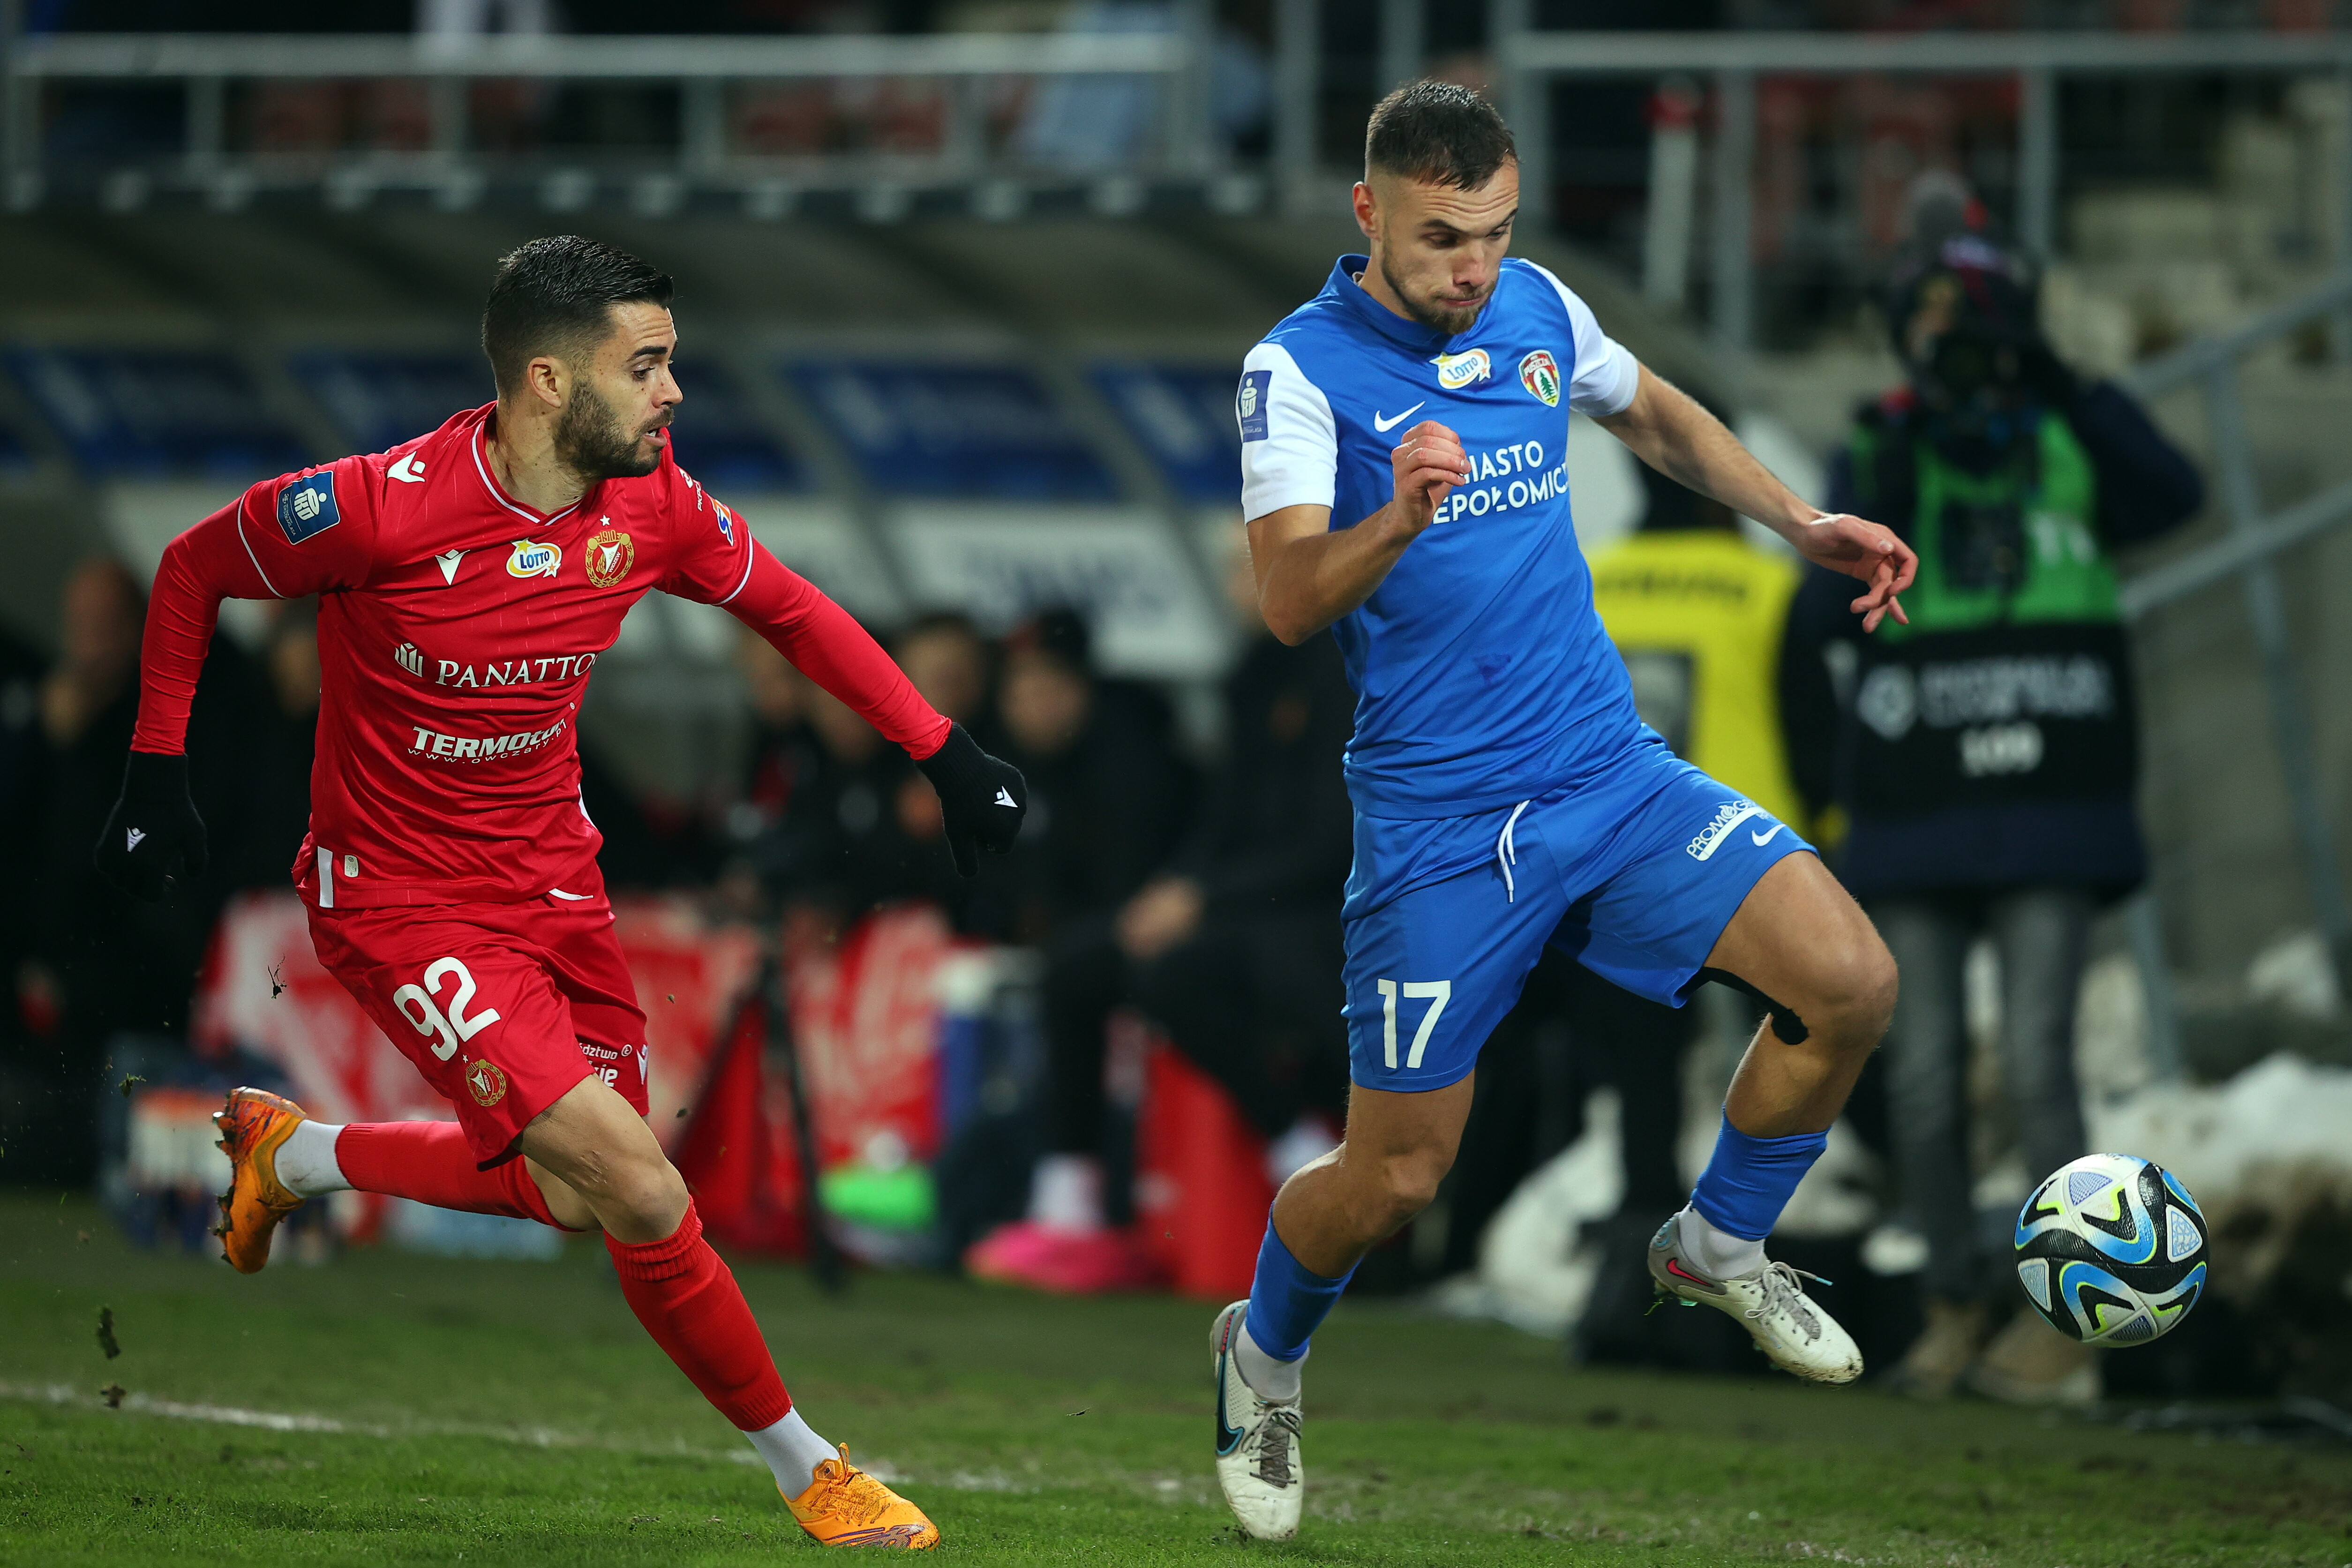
[2,1194,2345,1566]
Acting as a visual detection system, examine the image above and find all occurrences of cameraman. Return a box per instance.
[1784,187,2202,1404]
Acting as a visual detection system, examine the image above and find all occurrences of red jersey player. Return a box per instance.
[92,236,1029,1551]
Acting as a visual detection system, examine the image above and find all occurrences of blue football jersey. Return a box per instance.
[1239,255,1648,818]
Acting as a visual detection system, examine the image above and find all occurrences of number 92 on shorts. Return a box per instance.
[305,880,651,1166]
[1340,743,1811,1094]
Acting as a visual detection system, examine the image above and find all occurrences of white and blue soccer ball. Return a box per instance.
[2013,1153,2208,1347]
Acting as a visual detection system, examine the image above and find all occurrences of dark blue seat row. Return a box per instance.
[5,345,1244,505]
[7,346,309,482]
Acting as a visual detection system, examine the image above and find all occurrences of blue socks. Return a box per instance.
[1689,1111,1828,1241]
[1242,1222,1354,1365]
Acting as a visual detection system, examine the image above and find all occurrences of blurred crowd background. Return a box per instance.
[5,0,2352,1420]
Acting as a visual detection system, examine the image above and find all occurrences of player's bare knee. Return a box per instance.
[591,1152,688,1238]
[1836,932,1898,1042]
[1808,935,1897,1054]
[1373,1147,1450,1231]
[1858,939,1898,1040]
[613,1146,684,1206]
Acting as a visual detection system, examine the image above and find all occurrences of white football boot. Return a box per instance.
[1210,1300,1303,1540]
[1647,1215,1864,1385]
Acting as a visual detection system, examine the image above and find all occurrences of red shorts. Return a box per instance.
[306,869,649,1165]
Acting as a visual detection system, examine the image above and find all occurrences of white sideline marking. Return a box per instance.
[0,1381,962,1484]
[4,1380,728,1458]
[6,1381,360,1433]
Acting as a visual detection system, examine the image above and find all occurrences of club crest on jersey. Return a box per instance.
[506,539,562,579]
[275,472,340,545]
[1518,349,1562,408]
[1429,348,1492,390]
[584,528,635,588]
[464,1058,508,1107]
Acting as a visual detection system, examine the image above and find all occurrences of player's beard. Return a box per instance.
[1378,251,1490,337]
[554,382,665,481]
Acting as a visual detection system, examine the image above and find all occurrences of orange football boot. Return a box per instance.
[210,1086,308,1274]
[784,1445,940,1550]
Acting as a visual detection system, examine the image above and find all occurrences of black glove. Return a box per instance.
[914,722,1028,877]
[93,751,209,902]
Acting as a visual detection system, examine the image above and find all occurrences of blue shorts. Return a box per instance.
[1341,735,1811,1093]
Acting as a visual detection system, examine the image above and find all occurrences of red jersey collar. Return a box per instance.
[470,408,596,528]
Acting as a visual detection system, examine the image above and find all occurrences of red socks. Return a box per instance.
[335,1125,790,1432]
[334,1121,572,1230]
[605,1203,793,1431]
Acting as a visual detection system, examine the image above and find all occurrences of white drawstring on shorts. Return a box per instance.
[1496,800,1531,902]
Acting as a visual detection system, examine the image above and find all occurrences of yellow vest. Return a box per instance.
[1587,529,1804,828]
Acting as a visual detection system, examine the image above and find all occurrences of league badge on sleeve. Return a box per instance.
[1518,350,1562,408]
[1238,369,1272,442]
[276,472,341,545]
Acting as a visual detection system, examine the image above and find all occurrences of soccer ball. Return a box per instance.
[2013,1153,2208,1347]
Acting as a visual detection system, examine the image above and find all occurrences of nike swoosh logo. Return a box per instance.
[1751,824,1787,847]
[1371,402,1425,434]
[1214,1328,1246,1456]
[1665,1257,1726,1296]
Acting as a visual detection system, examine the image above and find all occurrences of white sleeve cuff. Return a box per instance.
[1238,341,1338,520]
[1574,338,1640,418]
[1525,260,1642,417]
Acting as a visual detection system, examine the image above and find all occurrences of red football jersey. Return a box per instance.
[135,403,947,908]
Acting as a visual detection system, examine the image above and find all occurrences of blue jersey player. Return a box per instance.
[1210,83,1917,1540]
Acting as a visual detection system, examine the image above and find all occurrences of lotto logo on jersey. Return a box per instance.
[585,528,635,588]
[507,539,562,579]
[1429,349,1492,390]
[275,472,341,545]
[1518,349,1562,408]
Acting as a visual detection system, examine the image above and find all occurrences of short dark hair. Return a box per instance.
[1365,80,1517,190]
[481,235,674,397]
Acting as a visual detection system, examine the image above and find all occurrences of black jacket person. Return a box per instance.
[1781,220,2201,1404]
[1784,234,2203,893]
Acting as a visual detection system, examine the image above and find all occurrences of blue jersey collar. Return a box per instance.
[1324,254,1491,355]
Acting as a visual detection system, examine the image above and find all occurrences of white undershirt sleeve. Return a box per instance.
[1525,261,1641,418]
[1237,341,1338,522]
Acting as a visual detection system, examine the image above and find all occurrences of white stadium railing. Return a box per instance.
[2112,268,2352,1075]
[0,16,1227,215]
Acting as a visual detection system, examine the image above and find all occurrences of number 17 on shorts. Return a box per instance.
[1375,979,1452,1071]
